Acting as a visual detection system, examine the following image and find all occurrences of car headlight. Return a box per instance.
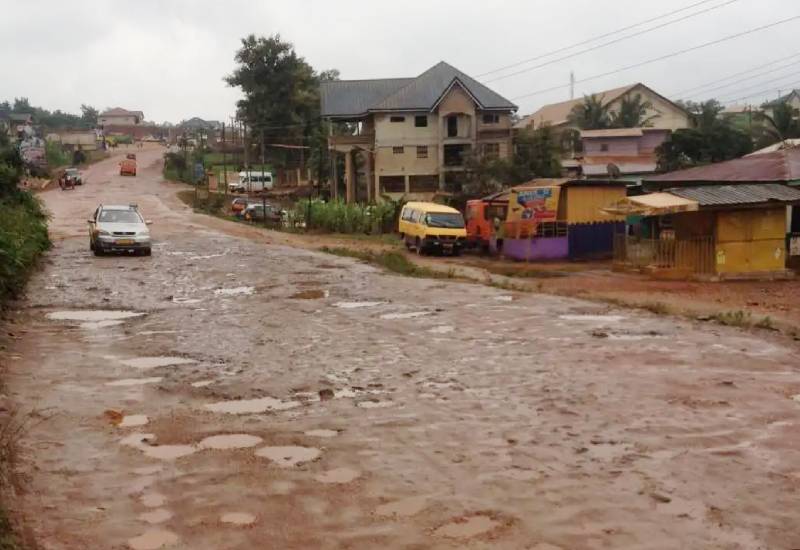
[137,231,150,237]
[97,229,111,236]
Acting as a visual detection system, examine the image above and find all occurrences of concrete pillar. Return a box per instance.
[364,150,372,203]
[404,174,410,195]
[331,150,338,200]
[345,149,354,204]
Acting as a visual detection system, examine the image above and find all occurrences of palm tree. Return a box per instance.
[757,102,800,143]
[609,93,658,128]
[567,94,611,130]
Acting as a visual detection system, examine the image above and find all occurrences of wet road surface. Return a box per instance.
[4,147,800,549]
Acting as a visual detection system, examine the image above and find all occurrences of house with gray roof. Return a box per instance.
[320,61,517,202]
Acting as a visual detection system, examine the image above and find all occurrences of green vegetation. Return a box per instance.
[291,199,399,234]
[44,140,69,168]
[320,247,456,279]
[713,310,752,327]
[0,97,98,130]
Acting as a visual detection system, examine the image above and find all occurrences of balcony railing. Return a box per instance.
[328,133,375,147]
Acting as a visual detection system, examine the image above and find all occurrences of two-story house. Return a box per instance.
[578,127,671,181]
[98,107,144,127]
[320,61,517,202]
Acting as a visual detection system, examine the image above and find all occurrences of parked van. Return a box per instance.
[228,171,274,193]
[398,202,467,255]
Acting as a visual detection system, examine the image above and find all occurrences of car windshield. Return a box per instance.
[98,210,141,223]
[66,169,78,175]
[424,212,464,228]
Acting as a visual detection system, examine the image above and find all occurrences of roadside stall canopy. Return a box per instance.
[601,192,699,216]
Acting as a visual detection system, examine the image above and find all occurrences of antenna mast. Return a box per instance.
[569,71,575,100]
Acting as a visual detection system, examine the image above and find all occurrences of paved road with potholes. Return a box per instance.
[3,146,800,549]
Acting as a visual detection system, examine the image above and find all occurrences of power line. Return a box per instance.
[672,51,800,97]
[484,0,740,84]
[476,0,727,79]
[722,80,800,105]
[511,15,800,102]
[679,61,800,100]
[715,69,800,101]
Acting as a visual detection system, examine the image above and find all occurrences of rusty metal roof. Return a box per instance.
[666,183,800,206]
[647,148,800,183]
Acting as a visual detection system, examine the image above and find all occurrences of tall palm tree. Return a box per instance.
[757,102,800,143]
[567,94,611,130]
[609,93,658,128]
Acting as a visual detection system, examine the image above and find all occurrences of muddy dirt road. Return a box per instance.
[3,147,800,549]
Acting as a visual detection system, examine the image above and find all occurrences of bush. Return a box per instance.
[292,199,401,234]
[45,141,69,168]
[0,193,50,306]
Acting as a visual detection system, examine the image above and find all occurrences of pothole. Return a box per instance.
[120,415,149,428]
[191,380,214,388]
[433,514,503,539]
[220,512,256,526]
[290,289,328,300]
[304,429,339,438]
[141,445,197,461]
[255,446,321,468]
[204,397,301,414]
[357,400,394,409]
[429,325,455,334]
[106,377,163,387]
[559,314,626,322]
[214,286,254,297]
[138,508,173,524]
[127,529,179,550]
[140,493,167,508]
[198,434,263,450]
[120,357,196,370]
[375,496,429,518]
[46,310,145,322]
[379,311,431,320]
[314,467,360,484]
[333,301,386,309]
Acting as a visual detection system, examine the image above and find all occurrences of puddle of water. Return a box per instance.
[204,397,301,414]
[106,377,163,387]
[141,493,167,508]
[291,289,328,300]
[429,325,455,334]
[379,311,431,320]
[334,388,357,399]
[139,508,173,524]
[81,320,125,330]
[191,380,214,388]
[315,467,360,484]
[333,301,386,309]
[434,515,502,539]
[141,444,197,461]
[304,429,339,438]
[255,446,321,468]
[220,512,256,526]
[121,433,153,448]
[120,415,149,428]
[269,480,295,495]
[139,331,179,336]
[357,400,394,409]
[127,529,179,550]
[214,286,254,297]
[198,434,263,450]
[171,296,202,305]
[120,357,196,370]
[559,314,626,322]
[46,310,144,322]
[791,394,800,403]
[494,295,514,302]
[134,465,163,476]
[375,496,428,518]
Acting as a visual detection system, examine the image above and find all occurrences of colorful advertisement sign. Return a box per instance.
[507,186,561,223]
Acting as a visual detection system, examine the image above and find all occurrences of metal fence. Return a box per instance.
[613,234,715,274]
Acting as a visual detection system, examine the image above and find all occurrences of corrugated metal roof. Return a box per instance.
[580,128,644,138]
[514,84,637,129]
[746,140,800,156]
[320,78,412,118]
[320,62,516,118]
[647,148,800,183]
[666,183,800,206]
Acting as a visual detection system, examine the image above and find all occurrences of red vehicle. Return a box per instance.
[119,159,137,176]
[465,196,509,251]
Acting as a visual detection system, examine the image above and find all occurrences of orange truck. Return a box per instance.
[119,159,137,176]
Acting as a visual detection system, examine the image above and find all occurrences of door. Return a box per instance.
[447,116,458,138]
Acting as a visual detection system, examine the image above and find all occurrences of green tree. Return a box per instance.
[567,94,611,130]
[609,93,658,128]
[512,125,563,179]
[80,104,99,128]
[757,102,800,143]
[656,121,752,171]
[12,97,31,113]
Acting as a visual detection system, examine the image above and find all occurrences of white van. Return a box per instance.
[228,171,274,193]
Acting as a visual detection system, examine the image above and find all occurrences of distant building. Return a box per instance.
[98,108,144,127]
[515,83,691,132]
[578,127,670,180]
[321,61,517,202]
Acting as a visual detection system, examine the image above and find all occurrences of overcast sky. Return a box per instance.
[1,0,798,123]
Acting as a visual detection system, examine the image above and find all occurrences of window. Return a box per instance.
[381,176,405,193]
[447,115,458,137]
[392,146,404,155]
[390,116,405,123]
[416,146,428,159]
[483,143,500,159]
[482,113,500,124]
[409,175,438,192]
[600,143,609,152]
[415,115,428,127]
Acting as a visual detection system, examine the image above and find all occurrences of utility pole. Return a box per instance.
[261,127,267,227]
[222,122,227,199]
[569,71,575,100]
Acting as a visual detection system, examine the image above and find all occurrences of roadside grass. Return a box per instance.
[320,247,457,279]
[0,194,51,307]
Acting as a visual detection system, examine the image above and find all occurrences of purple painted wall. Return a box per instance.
[583,137,639,157]
[640,130,670,153]
[503,237,569,261]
